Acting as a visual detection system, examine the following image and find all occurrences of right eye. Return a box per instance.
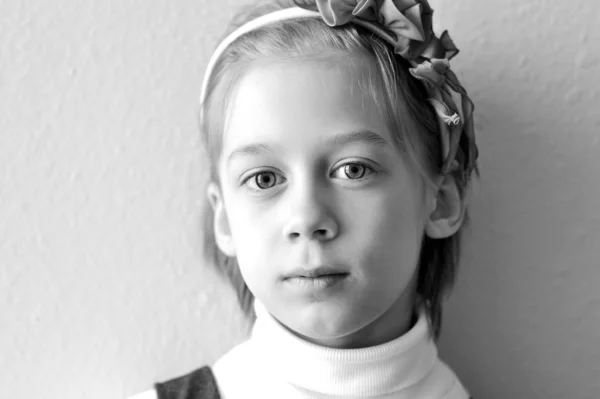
[242,170,285,191]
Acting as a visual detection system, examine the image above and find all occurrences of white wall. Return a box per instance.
[1,1,598,398]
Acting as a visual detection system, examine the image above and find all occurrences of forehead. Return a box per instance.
[221,56,391,156]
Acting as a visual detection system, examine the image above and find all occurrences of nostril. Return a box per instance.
[314,229,329,238]
[288,230,328,240]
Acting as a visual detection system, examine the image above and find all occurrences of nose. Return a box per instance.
[282,184,339,242]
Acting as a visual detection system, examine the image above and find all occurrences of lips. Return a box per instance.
[284,265,349,279]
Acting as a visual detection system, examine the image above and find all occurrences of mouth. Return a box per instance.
[283,267,349,291]
[284,265,349,280]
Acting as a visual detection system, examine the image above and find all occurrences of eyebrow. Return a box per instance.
[226,129,390,164]
[328,129,389,147]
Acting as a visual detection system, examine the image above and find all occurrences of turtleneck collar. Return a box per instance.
[249,299,437,397]
[212,299,469,399]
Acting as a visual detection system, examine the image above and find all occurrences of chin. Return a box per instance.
[287,302,370,342]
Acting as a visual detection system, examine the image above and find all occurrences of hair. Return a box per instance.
[199,0,475,341]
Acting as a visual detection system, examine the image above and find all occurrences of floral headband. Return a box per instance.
[200,0,478,176]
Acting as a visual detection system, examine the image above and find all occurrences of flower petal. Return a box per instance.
[430,58,450,75]
[379,0,426,41]
[403,4,426,39]
[393,0,419,12]
[394,36,412,57]
[353,0,380,20]
[439,30,459,59]
[409,61,446,87]
[315,0,358,26]
[420,36,446,59]
[379,0,425,41]
[292,0,320,11]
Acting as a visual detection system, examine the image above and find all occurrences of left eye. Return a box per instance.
[242,170,285,191]
[332,162,374,180]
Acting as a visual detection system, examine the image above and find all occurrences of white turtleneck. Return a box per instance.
[212,300,470,399]
[128,300,470,399]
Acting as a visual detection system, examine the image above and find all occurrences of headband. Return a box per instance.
[200,0,478,176]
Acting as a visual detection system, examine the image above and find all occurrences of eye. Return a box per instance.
[242,170,285,191]
[332,162,375,180]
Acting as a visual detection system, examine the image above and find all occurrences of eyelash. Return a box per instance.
[240,161,377,192]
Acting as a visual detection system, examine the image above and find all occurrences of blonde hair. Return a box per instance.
[199,0,474,340]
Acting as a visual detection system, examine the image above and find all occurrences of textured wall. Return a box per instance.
[1,1,598,398]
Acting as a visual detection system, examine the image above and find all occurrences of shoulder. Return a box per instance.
[126,389,157,399]
[127,366,220,399]
[434,359,471,399]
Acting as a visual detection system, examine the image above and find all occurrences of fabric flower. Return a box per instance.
[410,58,477,174]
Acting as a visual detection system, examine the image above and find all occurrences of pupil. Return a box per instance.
[345,164,365,179]
[256,172,274,188]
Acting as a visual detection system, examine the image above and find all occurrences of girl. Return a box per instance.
[131,0,478,397]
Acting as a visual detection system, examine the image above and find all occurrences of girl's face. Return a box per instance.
[211,56,432,348]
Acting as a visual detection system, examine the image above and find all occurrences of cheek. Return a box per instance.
[347,184,424,272]
[380,193,423,242]
[223,191,261,233]
[351,182,423,237]
[224,197,275,274]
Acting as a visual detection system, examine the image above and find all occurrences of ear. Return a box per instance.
[425,173,466,239]
[207,182,236,257]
